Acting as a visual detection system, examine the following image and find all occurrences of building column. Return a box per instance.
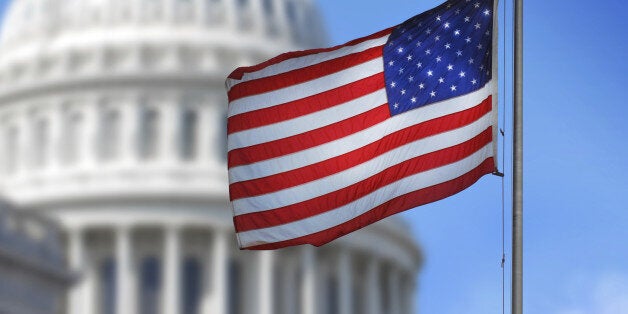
[80,98,98,169]
[68,228,93,314]
[279,258,297,314]
[214,104,228,163]
[406,276,417,314]
[250,0,266,34]
[67,228,82,314]
[301,245,317,314]
[224,0,238,30]
[103,0,115,24]
[16,110,30,175]
[164,0,175,23]
[257,251,275,314]
[337,250,352,314]
[4,119,15,175]
[388,269,401,314]
[293,0,308,44]
[159,97,178,164]
[73,0,87,26]
[195,0,207,25]
[365,257,381,314]
[163,226,181,314]
[120,99,138,166]
[205,230,228,313]
[115,227,136,314]
[0,122,6,175]
[48,103,63,172]
[197,104,212,165]
[131,0,143,24]
[272,0,289,38]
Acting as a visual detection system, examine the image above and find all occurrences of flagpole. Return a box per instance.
[512,0,524,313]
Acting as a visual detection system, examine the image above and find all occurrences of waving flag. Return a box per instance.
[226,0,498,250]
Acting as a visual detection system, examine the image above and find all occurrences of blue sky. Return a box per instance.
[319,0,628,313]
[0,0,626,313]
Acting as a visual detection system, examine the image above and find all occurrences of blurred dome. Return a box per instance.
[0,2,421,314]
[0,0,328,205]
[0,0,327,48]
[0,0,327,99]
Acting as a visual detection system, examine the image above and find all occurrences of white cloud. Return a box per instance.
[558,273,628,314]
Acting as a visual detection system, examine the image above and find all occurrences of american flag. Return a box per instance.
[226,0,497,250]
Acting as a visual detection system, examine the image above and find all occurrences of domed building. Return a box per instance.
[0,0,421,314]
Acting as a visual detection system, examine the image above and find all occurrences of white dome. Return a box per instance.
[1,0,327,48]
[0,0,329,205]
[0,0,327,99]
[0,2,421,314]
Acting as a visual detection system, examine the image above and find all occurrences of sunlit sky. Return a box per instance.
[319,0,628,313]
[1,0,626,313]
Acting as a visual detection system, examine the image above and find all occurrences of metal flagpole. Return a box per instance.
[512,0,524,313]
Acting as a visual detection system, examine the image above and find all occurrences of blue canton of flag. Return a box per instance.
[385,0,494,115]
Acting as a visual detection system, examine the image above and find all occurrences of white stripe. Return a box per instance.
[225,35,390,90]
[236,144,494,247]
[229,81,495,183]
[232,112,493,215]
[227,58,384,117]
[227,89,387,151]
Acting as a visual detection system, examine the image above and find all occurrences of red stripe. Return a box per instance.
[243,157,495,250]
[229,97,492,200]
[228,46,383,101]
[228,103,391,168]
[234,127,493,233]
[227,73,385,134]
[227,28,392,80]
